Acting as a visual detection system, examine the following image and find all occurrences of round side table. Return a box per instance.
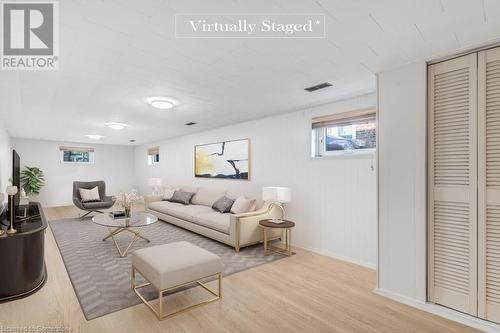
[259,219,295,257]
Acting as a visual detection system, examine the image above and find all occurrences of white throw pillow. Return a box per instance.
[230,196,255,214]
[79,187,100,203]
[162,187,179,200]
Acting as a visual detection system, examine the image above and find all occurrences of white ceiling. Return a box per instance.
[2,0,500,145]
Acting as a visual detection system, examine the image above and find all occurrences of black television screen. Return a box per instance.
[8,150,20,212]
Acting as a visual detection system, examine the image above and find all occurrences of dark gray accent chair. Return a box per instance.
[73,181,115,218]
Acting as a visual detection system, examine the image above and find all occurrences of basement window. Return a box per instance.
[148,146,160,165]
[60,146,94,164]
[311,108,376,157]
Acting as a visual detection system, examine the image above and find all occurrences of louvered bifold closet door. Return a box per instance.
[479,47,500,323]
[428,53,478,315]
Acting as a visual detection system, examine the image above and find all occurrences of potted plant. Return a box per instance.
[20,166,45,200]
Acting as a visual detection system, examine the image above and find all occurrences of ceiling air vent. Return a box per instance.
[304,82,332,92]
[185,122,197,126]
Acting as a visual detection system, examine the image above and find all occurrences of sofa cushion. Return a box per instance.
[149,201,213,221]
[162,187,179,200]
[79,186,100,202]
[192,187,226,207]
[230,196,255,214]
[168,190,195,205]
[82,200,112,209]
[212,196,234,213]
[149,200,181,214]
[192,212,231,234]
[226,191,260,210]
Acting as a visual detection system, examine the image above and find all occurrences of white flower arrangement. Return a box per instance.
[116,189,143,210]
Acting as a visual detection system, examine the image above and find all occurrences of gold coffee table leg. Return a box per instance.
[103,227,125,241]
[124,228,150,242]
[105,227,147,257]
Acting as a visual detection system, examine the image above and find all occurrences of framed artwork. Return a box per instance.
[194,138,250,180]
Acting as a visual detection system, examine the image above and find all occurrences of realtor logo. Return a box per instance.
[1,1,59,70]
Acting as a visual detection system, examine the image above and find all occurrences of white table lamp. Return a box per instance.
[148,178,162,195]
[262,186,291,223]
[6,186,18,196]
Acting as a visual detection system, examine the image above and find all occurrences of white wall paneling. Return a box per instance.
[377,62,427,301]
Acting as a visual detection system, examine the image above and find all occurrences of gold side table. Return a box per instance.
[259,219,295,257]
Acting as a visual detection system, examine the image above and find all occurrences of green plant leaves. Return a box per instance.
[20,166,45,196]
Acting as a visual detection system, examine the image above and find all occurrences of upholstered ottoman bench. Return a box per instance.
[131,241,223,320]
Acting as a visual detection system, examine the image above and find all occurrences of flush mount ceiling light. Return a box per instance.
[85,134,104,140]
[105,122,129,130]
[151,99,174,109]
[147,97,178,110]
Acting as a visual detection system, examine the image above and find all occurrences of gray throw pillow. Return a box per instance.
[212,196,235,213]
[168,190,195,205]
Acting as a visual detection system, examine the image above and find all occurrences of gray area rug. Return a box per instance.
[49,217,284,320]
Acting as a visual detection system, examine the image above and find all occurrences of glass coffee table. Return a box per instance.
[92,212,158,257]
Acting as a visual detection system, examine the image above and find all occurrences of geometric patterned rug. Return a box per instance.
[49,217,284,320]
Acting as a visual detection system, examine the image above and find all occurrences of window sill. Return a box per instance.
[60,161,94,165]
[311,149,376,160]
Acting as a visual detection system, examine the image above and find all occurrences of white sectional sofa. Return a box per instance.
[145,186,282,252]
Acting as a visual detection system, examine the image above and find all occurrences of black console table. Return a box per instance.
[0,202,47,302]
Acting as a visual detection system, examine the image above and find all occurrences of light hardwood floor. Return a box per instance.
[0,206,479,333]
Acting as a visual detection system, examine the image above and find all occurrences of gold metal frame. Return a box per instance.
[104,227,150,257]
[131,266,222,320]
[261,226,293,257]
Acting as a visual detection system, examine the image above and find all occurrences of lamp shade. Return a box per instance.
[262,186,291,203]
[148,178,162,187]
[6,186,18,196]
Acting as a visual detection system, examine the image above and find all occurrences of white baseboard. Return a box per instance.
[298,245,377,269]
[374,288,500,333]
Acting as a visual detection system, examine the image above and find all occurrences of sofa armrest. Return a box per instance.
[145,195,162,208]
[230,206,270,219]
[230,203,282,250]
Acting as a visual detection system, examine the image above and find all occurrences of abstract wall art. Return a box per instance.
[194,138,250,180]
